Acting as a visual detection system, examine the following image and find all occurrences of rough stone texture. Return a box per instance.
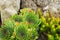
[43,3,60,17]
[36,0,50,7]
[0,0,20,23]
[21,0,37,11]
[21,0,60,9]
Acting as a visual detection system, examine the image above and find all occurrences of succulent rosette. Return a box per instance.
[0,19,15,40]
[11,14,23,22]
[14,22,29,40]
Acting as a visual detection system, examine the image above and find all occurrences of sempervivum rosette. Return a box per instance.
[0,19,15,40]
[11,14,23,22]
[23,10,40,30]
[14,22,29,40]
[28,28,38,40]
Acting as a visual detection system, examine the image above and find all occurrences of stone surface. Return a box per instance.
[43,3,60,17]
[0,0,20,23]
[21,0,37,11]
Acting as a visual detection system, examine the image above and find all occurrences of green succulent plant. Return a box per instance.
[14,22,29,40]
[36,8,43,18]
[24,11,40,30]
[1,8,60,40]
[39,11,60,40]
[14,22,38,40]
[20,8,41,30]
[56,25,60,34]
[11,14,23,22]
[48,34,55,40]
[0,19,15,40]
[20,8,35,15]
[28,28,38,40]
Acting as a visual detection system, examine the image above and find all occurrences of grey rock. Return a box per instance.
[43,3,60,17]
[36,0,50,7]
[0,0,20,24]
[34,0,60,7]
[21,0,37,11]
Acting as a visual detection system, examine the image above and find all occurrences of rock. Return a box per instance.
[21,0,37,11]
[34,0,60,7]
[43,3,60,17]
[0,12,1,26]
[36,0,50,7]
[0,0,20,24]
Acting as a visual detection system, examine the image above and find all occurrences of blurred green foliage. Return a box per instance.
[0,8,60,40]
[0,8,40,40]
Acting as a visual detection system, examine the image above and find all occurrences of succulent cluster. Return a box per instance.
[0,8,60,40]
[38,10,60,40]
[0,8,40,40]
[0,19,15,40]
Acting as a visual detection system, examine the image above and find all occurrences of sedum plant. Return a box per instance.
[39,10,60,40]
